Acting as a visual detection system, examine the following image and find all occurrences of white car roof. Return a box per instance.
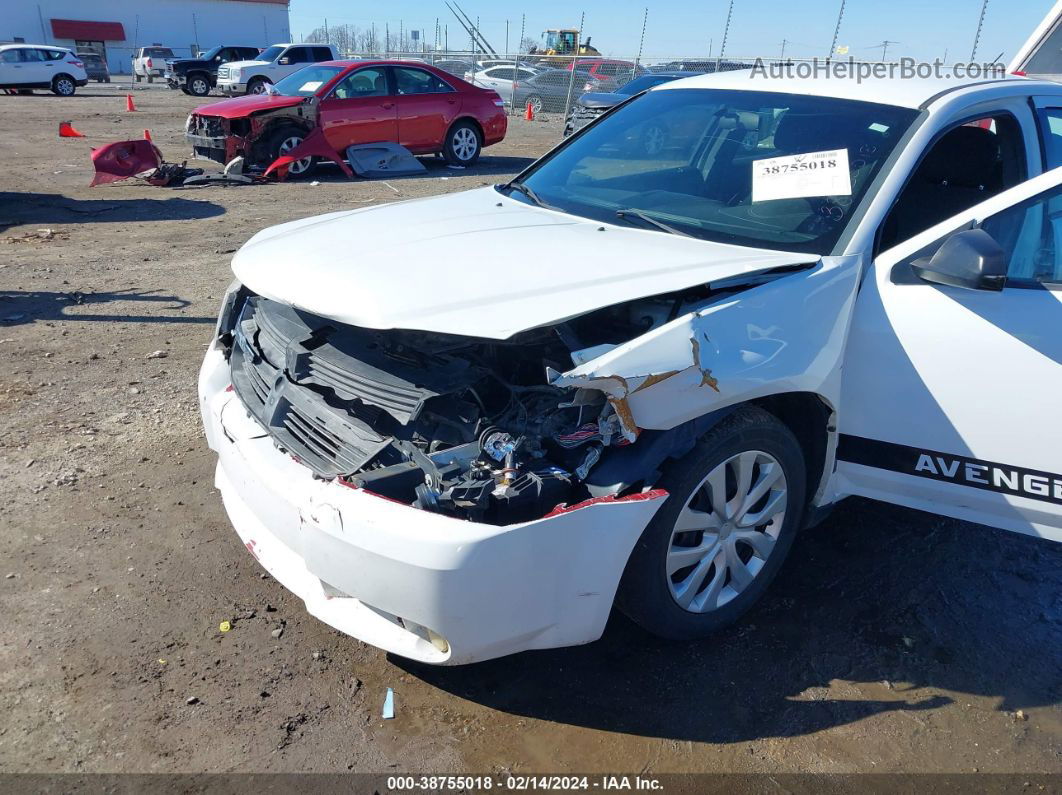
[652,69,1053,109]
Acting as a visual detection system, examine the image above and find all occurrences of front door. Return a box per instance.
[390,65,459,152]
[839,168,1062,542]
[317,66,397,151]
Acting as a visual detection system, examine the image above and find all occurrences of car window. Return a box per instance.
[285,47,311,64]
[515,88,917,255]
[330,67,388,99]
[980,182,1062,285]
[1037,107,1062,170]
[312,47,333,62]
[393,66,453,95]
[0,49,20,64]
[42,49,65,61]
[147,48,173,58]
[21,48,46,62]
[880,114,1027,252]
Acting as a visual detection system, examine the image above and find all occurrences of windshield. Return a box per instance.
[256,46,284,63]
[510,88,917,254]
[272,64,345,96]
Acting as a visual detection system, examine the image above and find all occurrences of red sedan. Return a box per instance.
[185,60,508,178]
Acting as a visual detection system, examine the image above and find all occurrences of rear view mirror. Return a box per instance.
[910,228,1007,291]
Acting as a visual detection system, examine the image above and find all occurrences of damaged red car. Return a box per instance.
[185,60,508,177]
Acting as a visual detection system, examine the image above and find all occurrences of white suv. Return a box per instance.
[215,43,340,95]
[0,45,87,96]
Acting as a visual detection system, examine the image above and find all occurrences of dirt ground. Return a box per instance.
[0,84,1059,776]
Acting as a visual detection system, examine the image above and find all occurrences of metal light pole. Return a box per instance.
[971,0,988,61]
[563,12,586,121]
[719,0,734,58]
[829,0,846,59]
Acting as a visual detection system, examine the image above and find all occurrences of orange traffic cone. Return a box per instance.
[126,94,137,112]
[143,129,151,141]
[524,101,535,121]
[59,121,85,138]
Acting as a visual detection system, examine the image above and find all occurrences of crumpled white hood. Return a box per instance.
[231,186,813,339]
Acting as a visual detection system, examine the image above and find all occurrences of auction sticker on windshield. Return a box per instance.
[752,148,851,202]
[300,81,324,92]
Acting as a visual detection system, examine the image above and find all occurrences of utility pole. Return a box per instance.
[719,0,735,58]
[780,38,788,60]
[877,40,899,61]
[828,0,846,59]
[971,0,988,61]
[324,18,329,43]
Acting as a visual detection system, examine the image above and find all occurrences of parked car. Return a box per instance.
[564,71,702,137]
[215,43,340,95]
[77,51,110,83]
[164,45,261,96]
[201,70,1062,665]
[131,47,174,83]
[563,58,646,85]
[187,60,506,176]
[431,59,474,78]
[0,44,87,95]
[464,64,541,100]
[511,69,582,114]
[650,59,754,74]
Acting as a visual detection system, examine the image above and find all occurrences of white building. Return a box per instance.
[3,0,291,73]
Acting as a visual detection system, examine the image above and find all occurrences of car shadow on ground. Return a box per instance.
[398,498,1061,743]
[0,192,224,231]
[0,289,214,325]
[302,155,539,184]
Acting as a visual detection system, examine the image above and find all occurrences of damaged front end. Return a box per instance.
[219,281,747,525]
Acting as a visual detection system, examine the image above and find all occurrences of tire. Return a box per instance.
[247,77,270,95]
[442,120,482,166]
[187,74,211,97]
[616,405,806,640]
[135,73,142,83]
[104,78,111,83]
[525,94,544,115]
[147,74,154,84]
[180,87,191,95]
[264,126,317,178]
[51,75,76,97]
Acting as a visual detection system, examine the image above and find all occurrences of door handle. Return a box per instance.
[381,102,394,109]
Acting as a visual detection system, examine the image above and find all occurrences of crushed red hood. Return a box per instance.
[191,94,306,119]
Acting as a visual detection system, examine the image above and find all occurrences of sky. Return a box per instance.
[288,0,1054,63]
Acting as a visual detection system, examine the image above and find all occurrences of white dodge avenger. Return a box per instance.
[201,70,1062,663]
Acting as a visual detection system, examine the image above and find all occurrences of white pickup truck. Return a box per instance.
[215,43,340,95]
[200,62,1062,665]
[131,46,174,83]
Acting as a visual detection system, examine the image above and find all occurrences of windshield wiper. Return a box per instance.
[500,181,559,211]
[615,208,694,238]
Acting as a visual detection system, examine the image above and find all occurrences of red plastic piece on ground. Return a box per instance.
[263,127,353,181]
[59,121,84,138]
[89,139,162,186]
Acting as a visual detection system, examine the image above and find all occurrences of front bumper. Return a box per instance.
[217,81,248,95]
[166,73,185,89]
[199,341,666,664]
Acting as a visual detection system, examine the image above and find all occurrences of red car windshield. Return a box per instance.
[272,65,345,97]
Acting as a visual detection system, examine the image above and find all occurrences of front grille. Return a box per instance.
[229,297,471,479]
[218,66,230,80]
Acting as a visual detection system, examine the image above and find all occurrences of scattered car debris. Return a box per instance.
[89,140,164,187]
[146,350,169,359]
[345,143,427,178]
[186,696,199,705]
[270,626,283,639]
[382,688,395,720]
[218,620,232,633]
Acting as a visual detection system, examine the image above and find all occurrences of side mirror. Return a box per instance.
[278,57,290,65]
[910,228,1007,291]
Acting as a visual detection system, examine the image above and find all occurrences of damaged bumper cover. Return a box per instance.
[200,341,667,664]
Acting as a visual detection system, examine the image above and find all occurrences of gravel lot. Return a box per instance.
[0,84,1059,775]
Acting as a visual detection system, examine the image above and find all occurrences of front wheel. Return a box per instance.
[265,126,317,178]
[616,405,806,640]
[442,121,482,166]
[187,74,211,96]
[51,75,76,97]
[247,77,271,95]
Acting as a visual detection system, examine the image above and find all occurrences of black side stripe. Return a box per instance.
[837,434,1062,506]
